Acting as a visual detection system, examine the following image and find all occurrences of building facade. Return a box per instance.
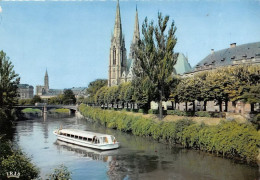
[36,70,49,96]
[17,84,34,99]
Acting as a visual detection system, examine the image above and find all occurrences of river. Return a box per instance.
[14,115,259,180]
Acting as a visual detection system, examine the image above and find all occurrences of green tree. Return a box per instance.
[62,89,76,105]
[239,84,260,112]
[206,70,235,112]
[95,86,108,106]
[0,51,20,118]
[134,12,178,119]
[86,79,107,97]
[85,79,107,105]
[31,95,42,104]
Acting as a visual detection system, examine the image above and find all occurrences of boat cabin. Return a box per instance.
[57,129,116,145]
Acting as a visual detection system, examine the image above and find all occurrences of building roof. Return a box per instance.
[18,84,33,89]
[69,87,87,91]
[190,41,260,73]
[174,53,192,74]
[45,89,63,96]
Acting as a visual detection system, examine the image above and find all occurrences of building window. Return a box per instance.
[113,47,116,65]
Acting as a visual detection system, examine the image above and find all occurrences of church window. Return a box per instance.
[113,47,116,65]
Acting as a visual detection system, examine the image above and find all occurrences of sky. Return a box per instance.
[0,0,259,90]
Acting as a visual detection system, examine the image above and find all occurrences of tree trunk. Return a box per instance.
[185,102,188,112]
[251,103,254,112]
[159,89,163,120]
[224,100,228,112]
[192,100,195,112]
[219,100,222,112]
[203,101,207,111]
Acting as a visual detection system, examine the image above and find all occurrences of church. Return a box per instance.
[108,0,191,87]
[36,70,63,99]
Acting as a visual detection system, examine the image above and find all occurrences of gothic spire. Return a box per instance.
[132,5,140,44]
[45,69,48,77]
[113,0,122,41]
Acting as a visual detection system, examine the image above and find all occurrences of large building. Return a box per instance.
[108,1,137,86]
[67,87,87,98]
[36,70,49,96]
[179,42,260,113]
[108,1,191,86]
[184,42,260,76]
[17,84,34,99]
[36,70,63,99]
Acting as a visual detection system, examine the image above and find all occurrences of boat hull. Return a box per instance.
[53,131,120,150]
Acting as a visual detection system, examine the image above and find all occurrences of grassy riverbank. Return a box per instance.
[79,104,260,164]
[21,108,41,114]
[49,108,70,114]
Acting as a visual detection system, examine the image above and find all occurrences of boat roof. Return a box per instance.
[59,129,113,138]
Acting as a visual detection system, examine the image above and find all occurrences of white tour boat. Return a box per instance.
[53,128,120,150]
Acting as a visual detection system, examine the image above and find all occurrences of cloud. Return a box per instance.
[0,6,2,13]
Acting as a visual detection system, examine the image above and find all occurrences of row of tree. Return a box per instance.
[174,65,260,112]
[83,13,259,119]
[83,64,260,115]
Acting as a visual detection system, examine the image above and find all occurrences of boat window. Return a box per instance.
[71,135,75,138]
[79,136,83,140]
[104,137,108,143]
[75,135,78,139]
[88,138,92,142]
[83,137,87,141]
[67,134,70,137]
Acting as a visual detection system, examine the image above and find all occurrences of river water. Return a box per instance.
[14,115,259,180]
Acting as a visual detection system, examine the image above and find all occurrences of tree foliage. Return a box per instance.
[133,12,178,119]
[0,51,20,118]
[0,139,39,180]
[48,164,72,180]
[63,89,76,105]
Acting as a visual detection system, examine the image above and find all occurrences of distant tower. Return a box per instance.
[44,69,49,91]
[108,0,127,87]
[129,6,140,60]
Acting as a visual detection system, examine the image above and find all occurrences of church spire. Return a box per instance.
[132,5,140,44]
[113,0,122,41]
[44,69,49,91]
[45,69,48,77]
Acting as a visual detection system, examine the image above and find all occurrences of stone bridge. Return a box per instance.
[15,105,78,115]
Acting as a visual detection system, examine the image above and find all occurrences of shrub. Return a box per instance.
[252,113,260,130]
[195,111,211,117]
[148,109,158,114]
[0,145,39,180]
[48,164,71,180]
[79,105,260,163]
[138,109,145,113]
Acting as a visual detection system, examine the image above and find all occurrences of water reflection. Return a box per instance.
[54,140,117,162]
[13,117,259,180]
